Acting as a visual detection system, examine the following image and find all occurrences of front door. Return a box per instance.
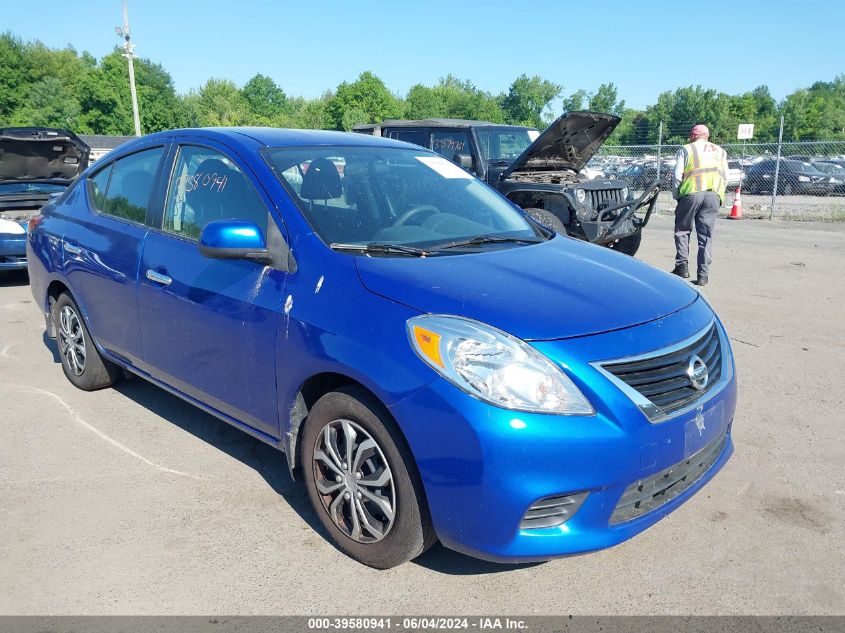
[137,142,286,438]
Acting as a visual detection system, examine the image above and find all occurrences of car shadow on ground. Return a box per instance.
[107,375,540,576]
[0,270,29,287]
[42,331,61,363]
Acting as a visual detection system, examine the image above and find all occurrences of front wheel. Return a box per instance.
[301,386,434,568]
[523,207,567,235]
[607,231,642,256]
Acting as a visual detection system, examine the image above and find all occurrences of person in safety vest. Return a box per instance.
[671,124,728,286]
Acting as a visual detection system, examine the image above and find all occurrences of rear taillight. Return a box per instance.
[28,215,44,234]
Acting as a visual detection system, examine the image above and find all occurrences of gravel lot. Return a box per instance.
[1,217,843,615]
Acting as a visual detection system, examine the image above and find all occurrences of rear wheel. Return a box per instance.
[301,386,434,569]
[523,207,567,234]
[52,292,120,391]
[607,231,642,256]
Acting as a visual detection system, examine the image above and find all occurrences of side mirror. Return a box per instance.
[453,153,473,171]
[199,220,271,264]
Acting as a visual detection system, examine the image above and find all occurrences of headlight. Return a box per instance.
[407,315,594,415]
[798,175,810,182]
[576,189,586,204]
[621,186,630,199]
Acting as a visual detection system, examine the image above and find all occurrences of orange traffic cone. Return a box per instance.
[727,187,743,219]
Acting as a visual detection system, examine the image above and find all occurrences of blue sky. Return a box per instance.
[6,0,844,109]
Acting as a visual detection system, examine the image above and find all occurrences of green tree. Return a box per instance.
[0,32,27,120]
[501,74,561,128]
[432,75,503,122]
[242,73,288,123]
[11,76,81,128]
[404,84,447,119]
[76,51,131,134]
[562,89,587,113]
[134,57,188,132]
[326,72,401,130]
[195,78,250,127]
[588,83,625,116]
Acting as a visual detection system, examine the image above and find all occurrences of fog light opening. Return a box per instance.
[519,491,588,530]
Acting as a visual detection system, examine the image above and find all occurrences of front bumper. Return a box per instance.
[584,183,659,245]
[0,236,27,270]
[390,297,736,562]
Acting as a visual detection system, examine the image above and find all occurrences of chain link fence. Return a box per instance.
[590,127,845,221]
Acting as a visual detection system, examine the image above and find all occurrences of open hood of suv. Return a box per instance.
[0,128,90,183]
[501,111,620,177]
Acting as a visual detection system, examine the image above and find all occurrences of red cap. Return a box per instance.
[690,124,710,139]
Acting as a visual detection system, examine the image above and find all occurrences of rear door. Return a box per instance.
[63,144,167,365]
[136,140,286,437]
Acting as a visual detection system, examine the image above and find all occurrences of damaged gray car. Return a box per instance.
[354,111,658,256]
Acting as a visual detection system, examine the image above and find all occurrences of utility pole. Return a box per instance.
[115,2,142,137]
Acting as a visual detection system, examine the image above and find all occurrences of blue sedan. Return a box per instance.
[27,127,736,568]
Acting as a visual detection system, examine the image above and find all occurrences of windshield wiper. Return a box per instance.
[429,234,545,251]
[486,159,513,166]
[329,242,430,257]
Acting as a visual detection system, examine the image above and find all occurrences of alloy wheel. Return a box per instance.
[58,306,86,376]
[312,419,396,543]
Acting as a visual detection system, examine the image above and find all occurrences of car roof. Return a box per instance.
[354,119,530,130]
[118,127,415,154]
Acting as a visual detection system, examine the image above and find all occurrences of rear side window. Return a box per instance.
[89,147,165,223]
[163,145,268,240]
[388,129,428,148]
[88,164,112,211]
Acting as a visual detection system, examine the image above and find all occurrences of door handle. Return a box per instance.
[63,241,82,255]
[145,269,172,286]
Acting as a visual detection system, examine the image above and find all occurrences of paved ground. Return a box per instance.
[1,217,843,615]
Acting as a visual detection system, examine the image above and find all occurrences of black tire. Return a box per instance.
[783,182,794,195]
[607,231,642,256]
[51,292,120,391]
[301,386,435,569]
[524,207,567,234]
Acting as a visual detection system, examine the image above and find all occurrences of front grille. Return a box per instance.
[589,188,623,208]
[520,492,588,530]
[609,430,727,525]
[0,255,26,264]
[602,323,722,419]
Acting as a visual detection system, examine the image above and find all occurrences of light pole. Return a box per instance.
[115,2,142,137]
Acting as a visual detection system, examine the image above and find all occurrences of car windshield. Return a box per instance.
[784,160,813,173]
[474,126,535,163]
[264,146,541,252]
[0,182,67,195]
[815,163,843,175]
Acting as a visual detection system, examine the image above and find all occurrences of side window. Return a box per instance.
[163,145,268,240]
[100,147,165,223]
[432,130,470,161]
[389,129,428,148]
[88,163,113,211]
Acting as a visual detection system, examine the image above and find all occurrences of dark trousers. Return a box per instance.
[674,191,720,276]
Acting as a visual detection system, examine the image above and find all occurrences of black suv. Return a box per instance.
[354,112,658,255]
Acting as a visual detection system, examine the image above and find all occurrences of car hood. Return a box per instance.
[501,111,620,177]
[355,236,699,341]
[0,127,90,183]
